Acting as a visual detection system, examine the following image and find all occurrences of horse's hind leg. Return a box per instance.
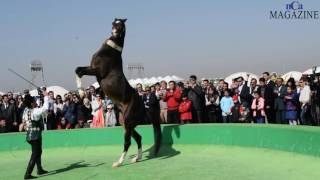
[131,129,142,163]
[112,127,132,168]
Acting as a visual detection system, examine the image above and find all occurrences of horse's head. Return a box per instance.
[112,18,127,38]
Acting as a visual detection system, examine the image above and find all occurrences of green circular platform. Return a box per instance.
[1,124,320,180]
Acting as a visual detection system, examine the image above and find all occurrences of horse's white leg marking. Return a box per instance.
[76,75,82,88]
[112,152,127,168]
[131,148,142,163]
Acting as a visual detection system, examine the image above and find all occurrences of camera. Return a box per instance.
[37,87,42,96]
[306,72,320,91]
[37,87,47,96]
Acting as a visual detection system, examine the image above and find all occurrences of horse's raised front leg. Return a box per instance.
[75,66,99,78]
[75,66,99,89]
[131,129,142,163]
[112,127,132,168]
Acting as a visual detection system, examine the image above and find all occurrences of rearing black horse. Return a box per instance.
[75,18,161,168]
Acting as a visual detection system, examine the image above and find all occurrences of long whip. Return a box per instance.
[8,68,40,89]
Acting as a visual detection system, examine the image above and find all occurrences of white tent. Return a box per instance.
[302,66,320,75]
[142,78,149,84]
[163,75,172,82]
[30,86,69,97]
[224,72,259,87]
[94,75,184,88]
[127,78,143,87]
[172,75,184,81]
[134,78,144,84]
[281,71,302,82]
[149,77,159,84]
[128,79,136,86]
[127,75,184,87]
[0,91,4,95]
[157,76,164,82]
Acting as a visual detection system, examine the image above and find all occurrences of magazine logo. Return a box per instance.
[286,1,303,10]
[270,1,319,20]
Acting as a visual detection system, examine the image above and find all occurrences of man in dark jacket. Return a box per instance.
[143,86,160,124]
[274,78,287,124]
[0,112,6,133]
[74,94,87,128]
[46,91,56,130]
[315,77,320,125]
[237,77,251,108]
[263,72,276,90]
[187,75,205,123]
[0,94,17,132]
[262,73,276,123]
[258,78,274,123]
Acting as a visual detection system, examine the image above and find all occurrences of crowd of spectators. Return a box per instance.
[1,72,320,133]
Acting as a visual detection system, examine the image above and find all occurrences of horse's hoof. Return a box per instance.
[130,158,138,163]
[112,162,122,168]
[131,156,142,163]
[75,67,83,78]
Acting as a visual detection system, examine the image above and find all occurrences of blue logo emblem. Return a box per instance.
[286,1,303,10]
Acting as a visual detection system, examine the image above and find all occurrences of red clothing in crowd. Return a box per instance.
[179,100,192,121]
[163,88,182,110]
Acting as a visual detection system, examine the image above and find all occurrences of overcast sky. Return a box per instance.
[0,0,319,92]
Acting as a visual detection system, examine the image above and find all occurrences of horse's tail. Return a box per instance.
[151,112,162,156]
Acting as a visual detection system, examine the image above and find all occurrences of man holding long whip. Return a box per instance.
[23,90,49,179]
[7,68,49,179]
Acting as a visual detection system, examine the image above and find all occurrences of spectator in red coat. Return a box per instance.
[163,81,182,124]
[179,93,192,124]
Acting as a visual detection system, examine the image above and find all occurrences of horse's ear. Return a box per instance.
[122,19,127,23]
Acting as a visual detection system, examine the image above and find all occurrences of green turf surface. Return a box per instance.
[1,144,320,180]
